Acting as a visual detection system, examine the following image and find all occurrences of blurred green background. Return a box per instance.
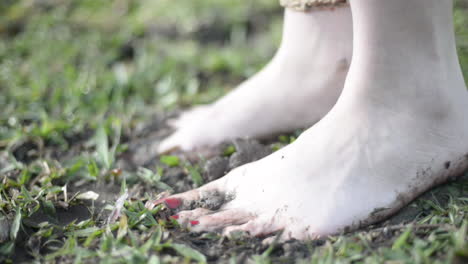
[0,0,467,149]
[0,0,282,148]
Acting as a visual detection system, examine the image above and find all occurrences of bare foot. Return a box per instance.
[160,90,468,240]
[153,0,468,240]
[159,7,353,153]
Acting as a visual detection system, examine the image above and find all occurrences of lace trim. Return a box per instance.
[280,0,348,11]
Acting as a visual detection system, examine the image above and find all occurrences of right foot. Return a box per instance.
[159,7,353,153]
[153,0,468,240]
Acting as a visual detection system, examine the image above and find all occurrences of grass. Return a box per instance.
[0,0,467,263]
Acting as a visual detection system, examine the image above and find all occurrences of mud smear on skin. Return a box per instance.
[5,116,468,263]
[186,191,229,211]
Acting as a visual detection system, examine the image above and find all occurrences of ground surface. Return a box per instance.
[1,1,468,263]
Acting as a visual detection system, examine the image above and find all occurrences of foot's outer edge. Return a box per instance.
[341,157,468,235]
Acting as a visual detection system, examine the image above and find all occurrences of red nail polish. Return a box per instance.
[170,215,179,220]
[164,198,181,209]
[190,220,199,226]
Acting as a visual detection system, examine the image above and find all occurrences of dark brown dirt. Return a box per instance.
[110,117,468,263]
[4,115,468,263]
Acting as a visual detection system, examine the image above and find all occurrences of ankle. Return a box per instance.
[277,7,352,62]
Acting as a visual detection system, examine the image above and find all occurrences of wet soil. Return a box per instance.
[5,114,468,263]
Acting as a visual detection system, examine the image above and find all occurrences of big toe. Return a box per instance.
[188,209,254,232]
[148,177,230,212]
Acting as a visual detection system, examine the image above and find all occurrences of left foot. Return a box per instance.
[157,8,353,153]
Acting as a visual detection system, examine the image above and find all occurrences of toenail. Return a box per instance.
[190,220,199,226]
[164,198,181,209]
[170,215,179,220]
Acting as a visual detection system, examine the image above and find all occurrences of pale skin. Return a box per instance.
[152,0,468,241]
[158,7,353,153]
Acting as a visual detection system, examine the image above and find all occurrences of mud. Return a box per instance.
[228,139,272,170]
[0,215,11,243]
[11,140,41,164]
[444,161,451,169]
[3,116,468,263]
[24,204,91,228]
[188,191,227,211]
[203,157,229,181]
[118,112,175,169]
[115,121,468,262]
